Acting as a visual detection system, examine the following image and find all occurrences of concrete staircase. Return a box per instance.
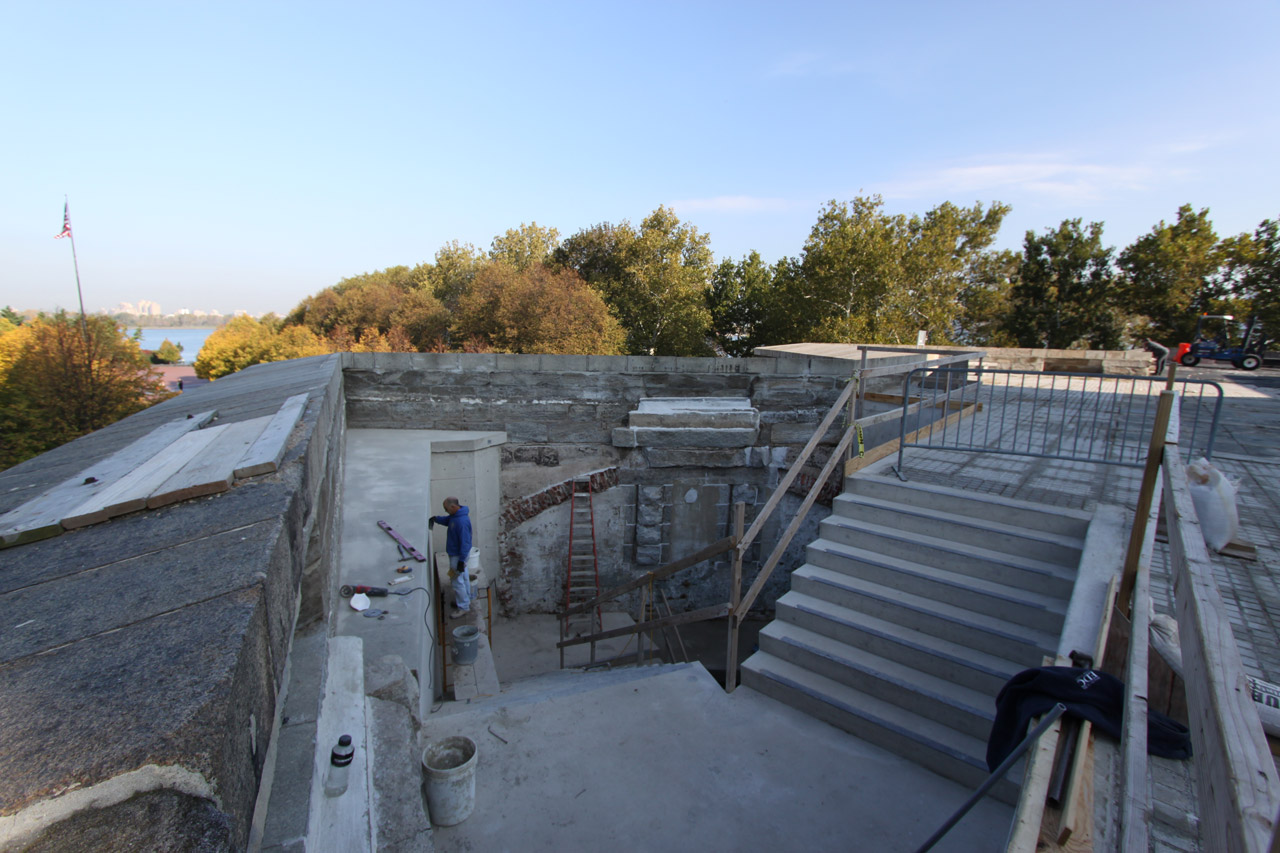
[741,474,1092,804]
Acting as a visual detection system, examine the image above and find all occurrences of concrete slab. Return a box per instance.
[419,663,1011,851]
[338,430,436,711]
[487,613,649,682]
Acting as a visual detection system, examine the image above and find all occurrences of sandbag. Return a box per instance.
[1186,457,1239,552]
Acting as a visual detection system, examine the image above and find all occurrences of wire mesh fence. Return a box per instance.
[894,367,1223,475]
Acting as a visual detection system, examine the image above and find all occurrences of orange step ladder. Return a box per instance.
[561,478,602,665]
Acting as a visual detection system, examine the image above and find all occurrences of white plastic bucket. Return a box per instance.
[422,736,477,826]
[451,625,480,665]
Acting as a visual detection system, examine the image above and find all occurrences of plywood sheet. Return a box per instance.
[234,393,309,479]
[62,424,227,528]
[0,410,216,546]
[149,417,272,508]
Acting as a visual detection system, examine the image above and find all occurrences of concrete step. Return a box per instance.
[831,492,1085,565]
[818,514,1076,598]
[741,652,1019,805]
[776,592,1021,696]
[806,538,1067,633]
[758,620,996,740]
[790,566,1058,666]
[844,475,1092,539]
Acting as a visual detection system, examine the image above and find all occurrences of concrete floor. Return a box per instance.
[421,662,1011,852]
[333,429,1016,851]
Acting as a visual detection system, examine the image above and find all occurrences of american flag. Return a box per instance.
[54,202,71,239]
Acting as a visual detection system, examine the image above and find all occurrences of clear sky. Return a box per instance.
[3,1,1277,317]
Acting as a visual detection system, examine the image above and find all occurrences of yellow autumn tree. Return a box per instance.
[195,314,330,380]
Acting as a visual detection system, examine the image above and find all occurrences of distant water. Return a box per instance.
[135,327,217,364]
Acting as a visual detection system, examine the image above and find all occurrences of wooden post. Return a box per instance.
[1117,390,1175,618]
[725,502,745,693]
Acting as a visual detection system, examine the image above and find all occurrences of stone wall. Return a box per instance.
[343,353,872,615]
[0,354,347,851]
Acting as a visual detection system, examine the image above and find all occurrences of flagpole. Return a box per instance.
[61,196,89,342]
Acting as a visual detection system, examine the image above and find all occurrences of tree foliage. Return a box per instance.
[0,312,171,470]
[153,338,184,364]
[283,265,449,351]
[1117,205,1225,343]
[1230,217,1280,340]
[194,314,330,380]
[764,196,1009,346]
[452,263,625,354]
[1004,219,1121,349]
[556,206,714,356]
[489,222,560,270]
[708,252,773,356]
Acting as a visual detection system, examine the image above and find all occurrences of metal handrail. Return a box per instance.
[914,704,1067,853]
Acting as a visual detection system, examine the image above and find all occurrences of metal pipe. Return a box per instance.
[913,703,1067,853]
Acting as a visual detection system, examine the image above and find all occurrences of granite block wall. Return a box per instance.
[343,353,875,615]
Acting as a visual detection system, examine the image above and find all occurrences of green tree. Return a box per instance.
[194,314,330,380]
[153,338,184,364]
[1228,217,1280,339]
[1,306,22,327]
[453,263,625,354]
[426,241,486,312]
[0,312,171,470]
[708,252,773,356]
[955,249,1020,346]
[556,207,714,356]
[775,196,1009,345]
[1004,219,1121,349]
[489,222,561,270]
[1117,205,1224,344]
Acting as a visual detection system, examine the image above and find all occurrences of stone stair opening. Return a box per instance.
[741,473,1095,805]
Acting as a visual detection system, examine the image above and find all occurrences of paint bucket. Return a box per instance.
[451,625,480,665]
[422,736,477,826]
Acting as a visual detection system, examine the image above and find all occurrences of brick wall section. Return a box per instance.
[500,467,621,531]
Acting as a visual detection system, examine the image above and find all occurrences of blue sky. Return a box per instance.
[3,1,1277,317]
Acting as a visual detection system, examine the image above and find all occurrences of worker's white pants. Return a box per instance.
[449,555,473,611]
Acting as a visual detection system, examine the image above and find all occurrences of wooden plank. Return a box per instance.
[1007,710,1065,848]
[737,424,855,618]
[558,603,729,649]
[725,502,745,693]
[1165,447,1280,853]
[844,402,977,477]
[1119,534,1153,853]
[738,379,855,553]
[61,422,227,529]
[1221,541,1259,561]
[863,391,919,405]
[564,536,736,617]
[1117,390,1175,618]
[234,393,308,478]
[148,416,272,508]
[0,410,217,547]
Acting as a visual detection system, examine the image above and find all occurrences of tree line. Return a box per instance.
[191,199,1279,378]
[2,198,1276,469]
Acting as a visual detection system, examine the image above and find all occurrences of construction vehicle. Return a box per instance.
[1175,314,1268,370]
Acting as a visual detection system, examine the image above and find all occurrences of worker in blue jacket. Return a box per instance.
[430,497,473,617]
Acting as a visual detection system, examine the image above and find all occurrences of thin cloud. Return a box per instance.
[879,157,1163,203]
[670,195,799,214]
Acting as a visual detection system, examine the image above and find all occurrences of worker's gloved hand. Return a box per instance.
[457,561,466,575]
[428,517,436,529]
[447,568,457,580]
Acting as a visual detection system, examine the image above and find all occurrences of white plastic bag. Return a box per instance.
[1186,457,1239,552]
